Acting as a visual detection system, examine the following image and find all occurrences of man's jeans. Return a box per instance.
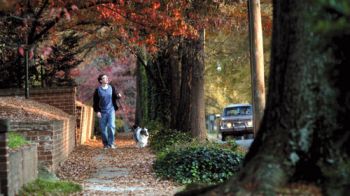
[99,110,115,147]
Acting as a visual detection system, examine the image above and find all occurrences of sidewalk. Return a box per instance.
[57,133,182,195]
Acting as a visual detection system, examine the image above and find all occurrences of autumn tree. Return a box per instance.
[170,1,270,139]
[96,0,213,138]
[41,32,82,87]
[0,17,24,88]
[2,0,246,139]
[0,0,123,90]
[0,1,78,90]
[1,0,269,139]
[91,1,188,128]
[178,0,350,195]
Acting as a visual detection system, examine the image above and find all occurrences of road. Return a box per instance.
[208,132,254,150]
[235,138,254,150]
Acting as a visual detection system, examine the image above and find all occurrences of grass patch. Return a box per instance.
[19,178,82,195]
[8,132,29,149]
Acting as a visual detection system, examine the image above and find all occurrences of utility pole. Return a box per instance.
[248,0,265,135]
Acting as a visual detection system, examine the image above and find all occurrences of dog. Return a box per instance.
[133,126,149,148]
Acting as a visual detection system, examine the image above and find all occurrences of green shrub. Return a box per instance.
[145,120,165,132]
[144,120,192,152]
[226,139,239,152]
[149,128,192,153]
[154,146,243,185]
[157,138,244,160]
[8,132,28,149]
[19,178,82,195]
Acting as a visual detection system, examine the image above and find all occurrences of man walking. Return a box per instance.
[93,74,121,149]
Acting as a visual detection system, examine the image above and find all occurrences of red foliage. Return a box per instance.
[55,70,65,78]
[95,0,209,53]
[18,46,24,57]
[69,68,80,77]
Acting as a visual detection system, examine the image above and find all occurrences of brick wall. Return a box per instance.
[0,87,76,116]
[9,118,75,172]
[76,101,94,145]
[0,119,9,195]
[0,88,96,147]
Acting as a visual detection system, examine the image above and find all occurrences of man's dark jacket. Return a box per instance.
[93,85,120,113]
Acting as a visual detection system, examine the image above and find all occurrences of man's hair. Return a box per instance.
[97,74,107,84]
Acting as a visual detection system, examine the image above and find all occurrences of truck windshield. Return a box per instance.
[224,106,252,116]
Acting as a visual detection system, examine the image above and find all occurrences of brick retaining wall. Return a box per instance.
[0,88,95,147]
[0,87,76,116]
[9,118,75,172]
[0,119,9,195]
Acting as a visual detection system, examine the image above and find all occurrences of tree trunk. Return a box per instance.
[169,40,182,129]
[135,54,142,126]
[190,29,206,140]
[178,30,207,140]
[138,39,184,130]
[178,0,350,195]
[147,55,172,125]
[135,48,148,126]
[175,41,192,132]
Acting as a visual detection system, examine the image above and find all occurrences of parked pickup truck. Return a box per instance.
[219,103,253,141]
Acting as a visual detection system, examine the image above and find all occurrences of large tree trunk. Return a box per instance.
[177,30,207,140]
[135,49,148,126]
[169,40,182,129]
[190,29,206,140]
[147,54,172,125]
[136,40,189,132]
[141,40,180,127]
[175,41,192,132]
[178,0,350,195]
[135,60,142,126]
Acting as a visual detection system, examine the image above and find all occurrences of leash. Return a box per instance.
[117,99,131,132]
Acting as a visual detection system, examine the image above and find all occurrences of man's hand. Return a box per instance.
[97,112,102,118]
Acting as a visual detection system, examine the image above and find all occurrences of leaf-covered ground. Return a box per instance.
[56,133,182,195]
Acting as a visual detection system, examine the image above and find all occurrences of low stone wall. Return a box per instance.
[8,143,38,196]
[0,119,38,196]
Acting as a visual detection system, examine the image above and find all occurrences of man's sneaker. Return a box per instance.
[103,146,109,150]
[110,144,116,149]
